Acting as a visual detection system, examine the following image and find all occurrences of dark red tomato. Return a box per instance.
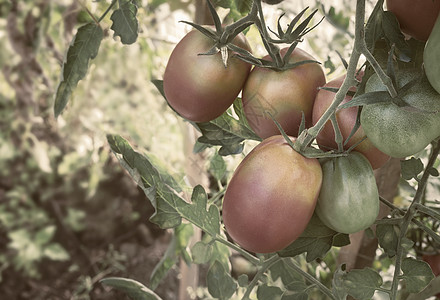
[163,29,252,122]
[312,73,390,169]
[242,47,326,139]
[386,0,440,41]
[222,135,322,253]
[422,254,440,298]
[423,254,440,276]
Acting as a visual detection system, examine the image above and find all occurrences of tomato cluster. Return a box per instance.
[162,3,440,253]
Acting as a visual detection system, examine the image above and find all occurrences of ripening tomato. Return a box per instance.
[315,152,380,234]
[312,73,390,169]
[386,0,440,41]
[360,70,440,158]
[242,47,326,139]
[422,254,440,298]
[222,135,322,253]
[163,29,252,122]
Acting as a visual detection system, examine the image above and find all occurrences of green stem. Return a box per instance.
[284,258,337,300]
[297,0,366,152]
[98,0,117,23]
[358,40,398,97]
[389,142,440,299]
[241,255,281,300]
[214,236,260,265]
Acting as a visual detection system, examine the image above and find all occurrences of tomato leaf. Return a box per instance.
[149,223,193,290]
[256,284,284,300]
[209,151,227,181]
[100,277,163,300]
[191,241,213,264]
[340,268,383,300]
[277,214,348,261]
[268,259,309,299]
[195,101,262,156]
[401,257,435,293]
[110,0,138,44]
[54,23,103,118]
[207,260,238,300]
[401,157,424,180]
[107,135,221,236]
[376,223,399,257]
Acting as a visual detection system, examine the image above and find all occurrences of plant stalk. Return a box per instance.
[389,142,440,299]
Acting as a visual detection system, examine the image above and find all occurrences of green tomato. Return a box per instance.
[424,12,440,94]
[360,70,440,158]
[315,152,379,234]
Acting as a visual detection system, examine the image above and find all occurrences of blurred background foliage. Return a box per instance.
[4,0,435,299]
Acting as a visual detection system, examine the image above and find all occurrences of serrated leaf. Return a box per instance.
[342,268,383,300]
[54,23,103,118]
[207,260,238,300]
[277,214,346,261]
[110,0,139,45]
[376,223,399,257]
[150,223,193,290]
[100,277,162,300]
[107,135,221,236]
[401,257,435,293]
[401,157,424,180]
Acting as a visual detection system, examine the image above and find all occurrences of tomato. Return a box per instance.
[423,254,440,276]
[360,70,440,158]
[422,254,440,298]
[386,0,440,41]
[315,151,379,234]
[222,135,322,253]
[424,12,440,94]
[242,47,326,139]
[163,29,252,122]
[312,73,390,169]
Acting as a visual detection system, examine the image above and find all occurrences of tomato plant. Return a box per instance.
[242,47,326,139]
[312,73,390,169]
[360,70,440,158]
[315,151,379,234]
[386,0,440,41]
[163,29,252,122]
[222,135,322,253]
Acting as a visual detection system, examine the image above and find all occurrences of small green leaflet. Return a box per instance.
[100,277,162,300]
[277,214,349,261]
[54,23,103,118]
[340,268,383,300]
[149,223,193,290]
[207,260,238,300]
[110,0,139,44]
[107,135,221,236]
[401,157,424,180]
[401,257,435,294]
